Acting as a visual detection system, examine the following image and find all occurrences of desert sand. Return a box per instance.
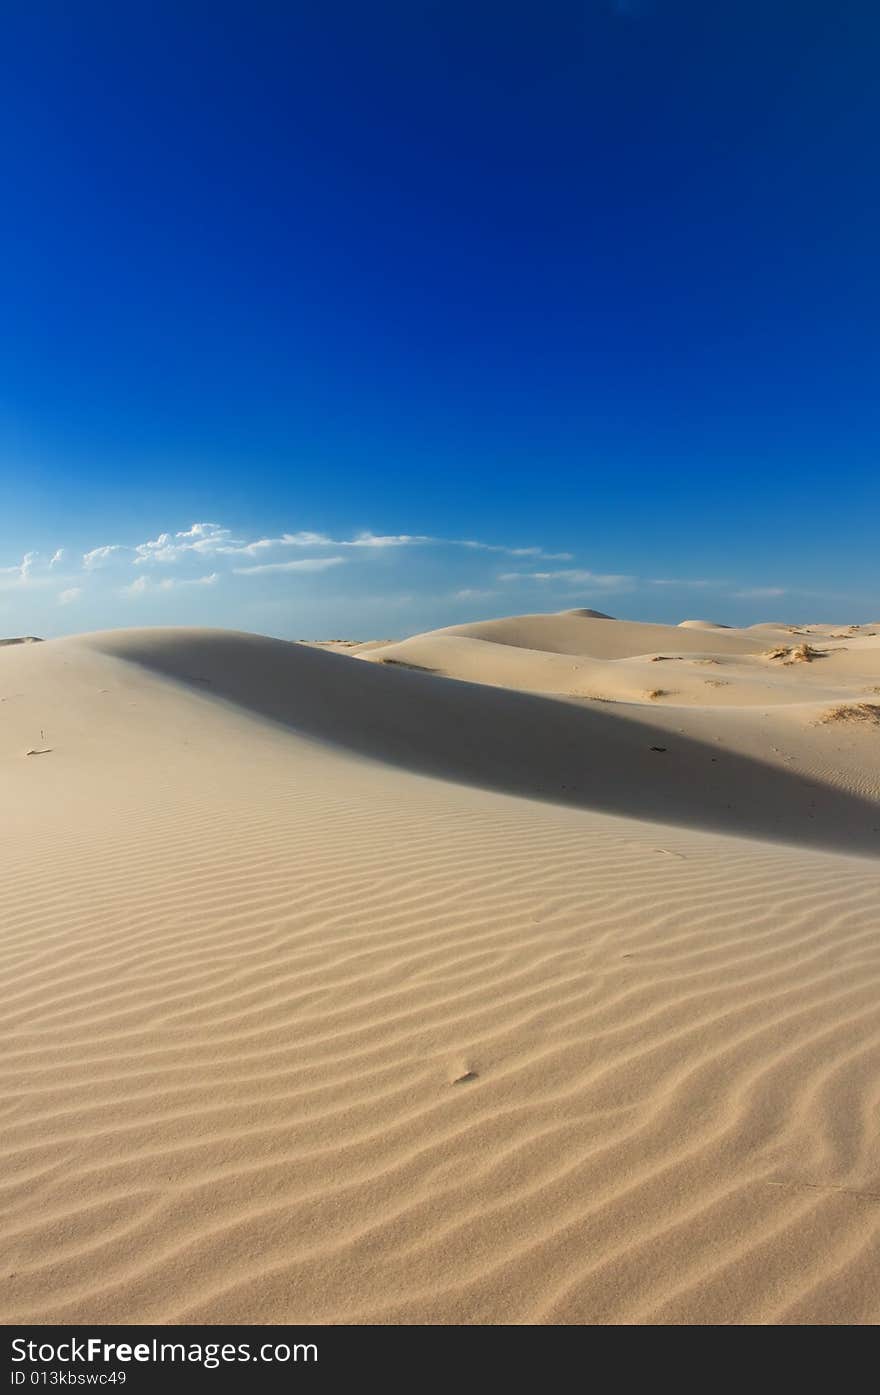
[2,610,880,1324]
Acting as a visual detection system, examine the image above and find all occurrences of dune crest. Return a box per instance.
[559,607,615,619]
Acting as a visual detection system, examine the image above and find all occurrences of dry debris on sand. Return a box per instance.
[818,702,880,726]
[764,642,827,664]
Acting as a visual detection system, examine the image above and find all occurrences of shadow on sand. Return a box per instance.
[93,629,880,859]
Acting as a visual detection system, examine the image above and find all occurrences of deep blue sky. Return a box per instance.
[2,1,878,638]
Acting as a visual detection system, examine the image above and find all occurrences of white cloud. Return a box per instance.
[209,530,340,558]
[183,573,219,587]
[17,519,627,618]
[176,522,224,542]
[277,531,335,548]
[83,544,125,569]
[132,532,176,563]
[123,572,219,596]
[133,522,238,565]
[0,552,38,587]
[498,568,635,591]
[213,535,300,557]
[230,530,432,552]
[233,557,345,576]
[213,529,572,559]
[355,533,430,548]
[461,541,573,559]
[88,524,581,577]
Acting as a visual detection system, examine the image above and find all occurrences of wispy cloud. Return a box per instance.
[0,522,807,631]
[79,522,578,580]
[0,519,851,639]
[232,557,345,576]
[83,544,125,569]
[219,530,570,558]
[460,541,573,560]
[345,532,431,549]
[499,568,635,591]
[133,522,238,565]
[0,552,39,588]
[263,531,571,556]
[123,572,219,596]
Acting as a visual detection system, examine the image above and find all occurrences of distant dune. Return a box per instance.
[559,607,615,619]
[2,611,879,1324]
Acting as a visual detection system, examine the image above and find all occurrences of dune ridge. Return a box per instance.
[2,614,880,1324]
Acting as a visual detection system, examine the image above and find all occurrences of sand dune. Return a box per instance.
[2,613,880,1324]
[410,610,764,659]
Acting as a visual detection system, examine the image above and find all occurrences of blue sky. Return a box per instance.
[2,2,878,639]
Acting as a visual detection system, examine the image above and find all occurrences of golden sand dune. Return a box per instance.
[409,609,763,658]
[2,614,880,1324]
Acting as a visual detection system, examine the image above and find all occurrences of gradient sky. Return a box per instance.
[2,1,878,640]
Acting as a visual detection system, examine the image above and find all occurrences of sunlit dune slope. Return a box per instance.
[1,618,879,1325]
